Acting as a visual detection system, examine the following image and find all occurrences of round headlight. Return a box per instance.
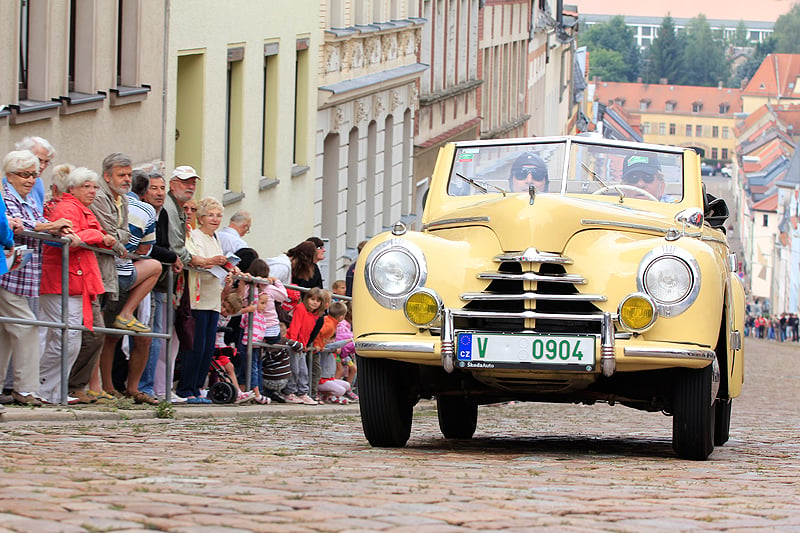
[364,239,428,309]
[618,293,657,332]
[404,289,441,327]
[642,256,692,304]
[370,249,419,296]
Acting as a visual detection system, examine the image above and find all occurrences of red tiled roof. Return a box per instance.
[774,103,800,134]
[594,81,742,116]
[742,54,800,98]
[752,193,778,211]
[735,105,773,137]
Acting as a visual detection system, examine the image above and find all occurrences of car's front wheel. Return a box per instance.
[436,395,478,439]
[672,362,716,460]
[358,355,415,447]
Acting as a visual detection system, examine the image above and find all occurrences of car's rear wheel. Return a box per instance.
[436,395,478,439]
[672,362,716,460]
[358,355,414,447]
[714,398,732,446]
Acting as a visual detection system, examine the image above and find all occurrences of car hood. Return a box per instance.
[425,193,678,253]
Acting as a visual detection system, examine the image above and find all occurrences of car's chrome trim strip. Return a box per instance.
[450,308,606,322]
[623,346,715,360]
[495,248,573,264]
[701,235,728,246]
[581,219,669,235]
[477,272,586,284]
[461,292,606,302]
[355,341,436,353]
[423,216,491,230]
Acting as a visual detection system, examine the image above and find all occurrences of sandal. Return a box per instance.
[112,315,152,333]
[254,394,271,405]
[126,391,159,405]
[87,389,115,401]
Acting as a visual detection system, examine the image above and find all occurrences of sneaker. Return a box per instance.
[344,391,359,402]
[112,315,151,333]
[0,393,14,405]
[284,393,303,404]
[236,391,255,404]
[299,394,318,405]
[11,391,43,406]
[267,390,286,403]
[169,395,188,404]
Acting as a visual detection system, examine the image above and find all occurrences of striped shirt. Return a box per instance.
[0,182,45,297]
[125,192,156,254]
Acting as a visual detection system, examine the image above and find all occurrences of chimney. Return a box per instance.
[637,77,643,83]
[659,78,668,85]
[718,81,723,89]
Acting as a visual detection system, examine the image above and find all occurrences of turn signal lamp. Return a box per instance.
[618,293,657,332]
[404,288,441,327]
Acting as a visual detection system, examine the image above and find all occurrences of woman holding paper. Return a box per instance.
[175,196,230,403]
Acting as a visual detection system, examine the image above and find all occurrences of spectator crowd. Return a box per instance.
[0,137,361,411]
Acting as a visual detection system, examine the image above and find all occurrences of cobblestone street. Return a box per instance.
[0,336,797,532]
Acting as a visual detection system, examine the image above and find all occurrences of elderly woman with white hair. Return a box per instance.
[14,136,56,211]
[38,167,117,404]
[0,150,74,406]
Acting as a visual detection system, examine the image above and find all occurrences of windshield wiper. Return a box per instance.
[455,173,507,197]
[581,163,625,203]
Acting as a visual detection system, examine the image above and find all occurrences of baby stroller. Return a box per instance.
[208,346,238,404]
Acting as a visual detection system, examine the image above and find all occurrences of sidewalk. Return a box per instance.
[0,399,363,425]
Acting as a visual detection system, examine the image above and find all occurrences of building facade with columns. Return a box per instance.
[317,1,426,283]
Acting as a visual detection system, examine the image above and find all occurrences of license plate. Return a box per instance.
[456,332,596,371]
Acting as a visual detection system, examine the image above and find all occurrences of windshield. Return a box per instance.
[447,139,684,203]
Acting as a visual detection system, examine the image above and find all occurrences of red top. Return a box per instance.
[286,302,319,346]
[41,193,109,329]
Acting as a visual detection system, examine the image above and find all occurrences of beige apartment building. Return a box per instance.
[316,1,426,282]
[0,0,165,179]
[165,0,321,262]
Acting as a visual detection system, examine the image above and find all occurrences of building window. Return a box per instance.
[640,100,649,111]
[659,123,666,135]
[695,125,702,137]
[722,126,729,139]
[669,123,676,135]
[719,103,730,114]
[294,38,310,167]
[722,148,729,160]
[69,0,98,94]
[712,125,719,138]
[117,0,141,87]
[225,47,245,193]
[763,213,769,227]
[712,148,718,159]
[642,122,651,134]
[686,124,692,136]
[261,43,279,179]
[18,0,50,102]
[665,101,675,112]
[692,102,702,113]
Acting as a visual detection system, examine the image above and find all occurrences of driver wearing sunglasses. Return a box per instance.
[509,152,548,192]
[621,154,665,200]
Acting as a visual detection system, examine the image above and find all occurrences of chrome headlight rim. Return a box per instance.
[403,287,443,327]
[617,292,658,333]
[364,239,427,309]
[637,246,700,317]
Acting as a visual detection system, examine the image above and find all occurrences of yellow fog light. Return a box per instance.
[404,288,441,327]
[618,293,657,332]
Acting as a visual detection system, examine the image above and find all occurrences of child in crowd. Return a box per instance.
[309,289,333,402]
[335,302,357,397]
[238,259,287,402]
[317,301,354,403]
[239,292,273,404]
[331,279,346,296]
[284,287,325,405]
[262,344,292,403]
[214,292,253,403]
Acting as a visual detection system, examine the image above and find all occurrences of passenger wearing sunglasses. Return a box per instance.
[509,152,548,192]
[621,154,666,201]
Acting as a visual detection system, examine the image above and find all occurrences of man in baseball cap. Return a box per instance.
[509,152,549,192]
[621,154,664,200]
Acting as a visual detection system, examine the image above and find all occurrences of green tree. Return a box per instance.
[732,20,749,47]
[581,15,640,81]
[681,14,729,86]
[772,4,800,53]
[729,36,776,88]
[643,15,684,84]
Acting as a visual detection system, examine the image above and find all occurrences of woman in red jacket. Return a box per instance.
[38,167,116,404]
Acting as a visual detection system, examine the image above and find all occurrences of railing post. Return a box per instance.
[59,237,70,405]
[245,278,255,394]
[165,267,174,403]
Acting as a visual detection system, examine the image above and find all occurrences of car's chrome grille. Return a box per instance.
[455,249,606,334]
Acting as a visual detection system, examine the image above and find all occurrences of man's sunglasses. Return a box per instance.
[512,167,546,181]
[622,172,656,185]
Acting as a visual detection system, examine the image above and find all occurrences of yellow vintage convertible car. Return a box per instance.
[353,135,745,460]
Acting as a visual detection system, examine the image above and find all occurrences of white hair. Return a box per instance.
[65,167,98,190]
[51,163,76,193]
[2,150,39,176]
[15,136,56,158]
